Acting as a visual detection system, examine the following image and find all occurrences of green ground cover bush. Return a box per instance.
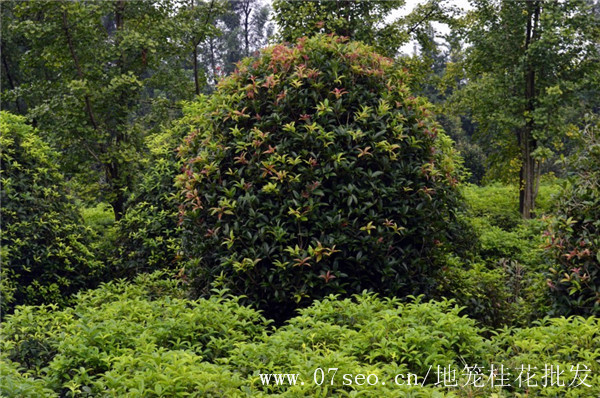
[2,273,598,397]
[0,112,103,314]
[177,34,467,321]
[436,180,561,328]
[461,181,559,231]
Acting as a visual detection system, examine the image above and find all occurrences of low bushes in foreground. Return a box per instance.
[1,272,598,397]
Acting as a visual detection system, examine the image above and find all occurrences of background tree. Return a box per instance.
[0,0,222,219]
[272,0,459,57]
[451,0,600,218]
[198,0,273,85]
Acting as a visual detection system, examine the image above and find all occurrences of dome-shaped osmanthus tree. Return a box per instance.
[176,35,464,320]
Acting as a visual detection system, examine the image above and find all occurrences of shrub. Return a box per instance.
[490,316,600,397]
[1,279,485,397]
[545,121,600,315]
[109,129,183,277]
[461,183,521,230]
[436,256,516,328]
[1,272,270,395]
[2,277,597,397]
[0,359,57,398]
[0,111,103,313]
[176,34,465,320]
[462,180,561,231]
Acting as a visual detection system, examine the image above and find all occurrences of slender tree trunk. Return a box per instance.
[1,49,24,114]
[110,0,127,221]
[208,36,217,86]
[193,45,200,95]
[242,0,251,57]
[193,0,214,92]
[519,1,541,219]
[192,0,201,95]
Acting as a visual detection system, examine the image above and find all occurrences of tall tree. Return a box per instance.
[272,0,458,57]
[273,0,404,56]
[198,0,273,84]
[1,0,221,219]
[453,0,600,218]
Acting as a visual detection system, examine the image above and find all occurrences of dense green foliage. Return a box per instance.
[272,0,404,56]
[545,121,600,315]
[2,1,600,396]
[2,273,598,397]
[0,0,226,218]
[272,0,459,58]
[177,35,465,320]
[437,183,554,328]
[0,112,103,313]
[109,128,183,277]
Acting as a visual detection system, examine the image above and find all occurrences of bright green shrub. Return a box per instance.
[177,35,465,320]
[447,184,553,327]
[0,359,57,398]
[462,183,521,230]
[94,351,246,397]
[462,181,561,231]
[2,276,597,397]
[0,111,103,313]
[437,256,516,328]
[110,129,183,277]
[1,272,270,395]
[490,317,600,397]
[228,294,478,396]
[80,203,114,231]
[1,304,76,374]
[545,123,600,315]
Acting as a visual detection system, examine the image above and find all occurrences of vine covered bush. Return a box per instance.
[545,121,600,315]
[0,112,102,313]
[176,35,465,319]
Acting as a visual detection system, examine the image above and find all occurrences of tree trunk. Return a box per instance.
[107,162,125,220]
[242,0,251,57]
[62,10,99,131]
[111,0,127,221]
[519,1,541,219]
[192,0,214,95]
[1,49,24,114]
[208,36,217,85]
[193,44,200,95]
[518,130,536,219]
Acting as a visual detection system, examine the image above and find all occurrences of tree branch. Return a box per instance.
[62,9,100,132]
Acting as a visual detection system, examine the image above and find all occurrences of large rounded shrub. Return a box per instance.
[177,35,464,319]
[0,112,102,313]
[545,120,600,315]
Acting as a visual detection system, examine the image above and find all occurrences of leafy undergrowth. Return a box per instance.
[2,272,598,397]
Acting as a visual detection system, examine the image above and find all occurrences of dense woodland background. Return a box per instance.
[1,0,600,396]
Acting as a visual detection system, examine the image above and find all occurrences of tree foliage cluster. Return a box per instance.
[448,0,600,217]
[0,0,273,220]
